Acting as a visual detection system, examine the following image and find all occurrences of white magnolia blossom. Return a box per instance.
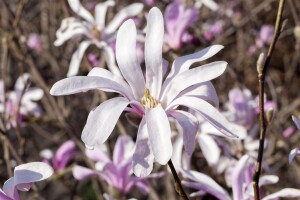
[51,7,240,177]
[55,0,143,76]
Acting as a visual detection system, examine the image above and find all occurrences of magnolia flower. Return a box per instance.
[73,136,163,196]
[289,116,300,163]
[248,25,274,55]
[181,155,300,200]
[0,162,53,200]
[203,20,224,42]
[164,1,199,50]
[27,33,42,52]
[40,140,76,171]
[51,7,239,177]
[0,74,44,129]
[195,0,219,11]
[54,0,143,76]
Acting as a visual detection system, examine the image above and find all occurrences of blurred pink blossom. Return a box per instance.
[248,25,274,55]
[27,33,42,52]
[203,20,224,42]
[289,116,300,163]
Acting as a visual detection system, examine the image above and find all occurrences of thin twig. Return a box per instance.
[252,0,286,199]
[168,160,189,200]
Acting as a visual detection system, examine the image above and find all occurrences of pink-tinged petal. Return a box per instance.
[198,134,220,166]
[168,96,238,138]
[164,45,224,87]
[54,140,76,170]
[113,135,135,165]
[181,170,231,200]
[72,165,98,180]
[162,61,227,105]
[81,97,129,147]
[170,110,198,155]
[67,41,92,77]
[134,181,149,194]
[190,190,206,197]
[14,73,30,91]
[133,117,154,177]
[105,3,144,34]
[116,19,145,99]
[262,188,300,200]
[232,155,250,200]
[50,76,134,100]
[86,146,111,166]
[171,135,184,171]
[289,148,300,164]
[259,175,279,187]
[102,46,122,76]
[67,0,94,23]
[94,0,115,28]
[2,178,15,199]
[0,189,12,200]
[145,7,164,98]
[292,115,300,130]
[23,88,44,101]
[146,105,172,165]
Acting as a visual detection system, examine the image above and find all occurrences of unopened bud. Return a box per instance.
[266,108,274,124]
[257,53,265,76]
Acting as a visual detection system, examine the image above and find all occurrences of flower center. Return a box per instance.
[140,88,159,108]
[92,25,101,40]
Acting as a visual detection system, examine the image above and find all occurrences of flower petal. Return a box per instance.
[145,7,164,98]
[72,165,98,180]
[94,0,115,28]
[262,188,300,200]
[116,19,145,99]
[67,0,94,23]
[161,61,227,105]
[85,146,111,168]
[198,133,220,166]
[146,104,172,165]
[181,170,231,200]
[50,76,133,100]
[0,189,11,200]
[259,175,279,187]
[102,46,122,76]
[113,135,135,165]
[133,117,154,177]
[81,97,129,147]
[170,110,198,155]
[168,96,238,138]
[54,140,76,170]
[67,41,92,77]
[289,148,300,164]
[105,3,144,34]
[292,115,300,130]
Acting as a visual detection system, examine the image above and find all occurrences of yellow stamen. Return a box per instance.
[140,88,159,108]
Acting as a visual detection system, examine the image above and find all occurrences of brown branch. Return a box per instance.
[168,160,189,200]
[252,0,286,199]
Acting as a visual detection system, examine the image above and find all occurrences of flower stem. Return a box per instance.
[252,0,286,199]
[168,160,189,200]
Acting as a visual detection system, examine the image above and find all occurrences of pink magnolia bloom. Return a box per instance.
[0,162,53,200]
[40,140,76,171]
[54,0,143,76]
[27,33,42,52]
[0,74,44,129]
[164,1,199,50]
[181,155,300,200]
[289,116,300,163]
[203,20,224,42]
[248,25,274,55]
[51,7,238,177]
[73,136,164,195]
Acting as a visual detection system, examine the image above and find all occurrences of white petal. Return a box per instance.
[164,45,224,87]
[23,88,44,101]
[170,110,198,155]
[161,61,227,105]
[113,135,135,165]
[102,46,122,76]
[232,155,250,200]
[145,7,164,98]
[105,3,144,33]
[67,41,92,77]
[168,96,238,138]
[133,117,154,177]
[259,175,279,187]
[14,73,30,91]
[81,97,129,147]
[94,0,115,28]
[2,178,14,199]
[171,136,184,171]
[262,188,300,200]
[116,19,145,99]
[50,76,134,100]
[198,134,220,166]
[67,0,94,23]
[146,104,172,165]
[292,115,300,130]
[289,148,300,164]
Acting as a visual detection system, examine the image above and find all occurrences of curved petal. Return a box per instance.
[113,135,135,165]
[105,3,144,33]
[0,190,11,200]
[116,19,145,99]
[145,7,164,99]
[170,110,198,155]
[133,117,154,177]
[72,165,98,180]
[232,155,250,200]
[289,148,300,164]
[94,0,115,28]
[102,46,122,76]
[259,175,279,187]
[168,96,238,138]
[292,115,300,130]
[85,146,110,168]
[198,134,220,166]
[146,104,172,165]
[50,76,134,100]
[181,170,231,200]
[262,188,300,200]
[81,97,129,147]
[54,140,76,170]
[163,45,224,87]
[67,0,94,23]
[2,178,15,199]
[67,41,92,77]
[161,61,227,105]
